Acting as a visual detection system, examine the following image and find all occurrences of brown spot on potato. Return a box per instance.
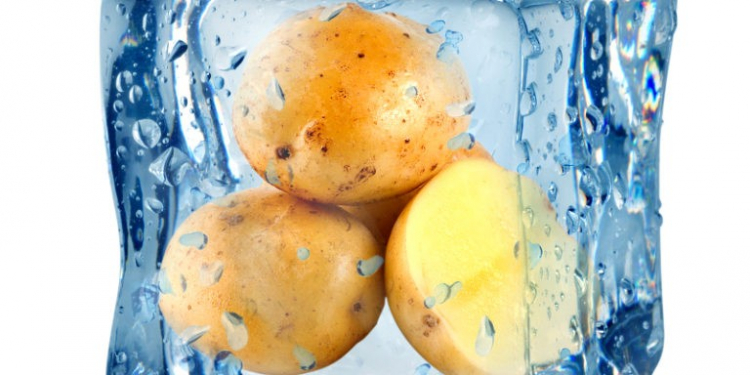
[387,70,396,78]
[352,302,362,312]
[404,139,411,144]
[356,166,376,182]
[422,314,439,328]
[430,164,438,172]
[276,145,291,160]
[321,145,328,153]
[358,53,365,58]
[222,214,245,226]
[403,32,410,38]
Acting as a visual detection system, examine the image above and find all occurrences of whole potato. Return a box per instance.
[159,188,385,374]
[233,3,472,204]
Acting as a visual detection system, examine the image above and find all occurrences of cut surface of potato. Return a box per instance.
[234,3,472,204]
[386,159,580,375]
[159,188,385,374]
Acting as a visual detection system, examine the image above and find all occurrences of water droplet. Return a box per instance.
[526,283,538,304]
[168,40,188,62]
[214,351,243,375]
[597,262,607,276]
[113,100,124,113]
[404,85,418,98]
[526,29,543,57]
[116,3,127,16]
[574,269,586,294]
[414,363,432,375]
[555,270,561,283]
[546,112,558,132]
[114,120,125,131]
[566,106,579,124]
[544,224,551,236]
[559,1,575,20]
[591,41,604,61]
[157,268,173,294]
[433,283,450,304]
[520,83,538,116]
[447,132,475,151]
[266,76,285,111]
[129,85,143,103]
[554,47,563,72]
[569,316,580,341]
[528,242,543,269]
[356,0,399,10]
[116,71,133,92]
[522,207,535,228]
[213,76,225,90]
[424,296,436,309]
[200,261,224,286]
[426,20,445,34]
[595,321,608,338]
[513,241,521,259]
[265,160,281,185]
[179,231,207,250]
[221,312,248,351]
[619,278,635,305]
[214,35,222,46]
[554,245,563,260]
[357,255,384,277]
[475,316,495,357]
[116,146,128,160]
[132,119,162,149]
[436,42,459,62]
[548,182,558,203]
[446,100,476,117]
[216,48,247,71]
[297,247,310,261]
[293,345,317,370]
[180,274,187,292]
[444,30,464,45]
[319,3,347,22]
[448,281,463,300]
[565,207,578,234]
[180,325,210,345]
[149,147,193,186]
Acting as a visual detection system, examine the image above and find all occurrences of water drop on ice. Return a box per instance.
[180,325,210,345]
[293,345,317,371]
[447,132,475,151]
[199,261,224,286]
[520,83,538,116]
[591,41,604,61]
[116,71,133,92]
[168,40,188,62]
[319,4,347,22]
[116,146,128,160]
[297,247,310,261]
[266,77,285,111]
[528,242,543,269]
[554,47,563,72]
[433,283,450,304]
[113,100,124,113]
[446,100,475,118]
[475,316,495,357]
[179,231,207,250]
[129,85,143,103]
[357,255,384,277]
[548,182,558,202]
[426,20,445,34]
[132,119,162,149]
[221,312,248,351]
[214,351,243,375]
[356,0,399,10]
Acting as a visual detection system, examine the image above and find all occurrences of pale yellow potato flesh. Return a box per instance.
[342,143,493,244]
[159,188,385,375]
[386,158,581,375]
[233,3,472,204]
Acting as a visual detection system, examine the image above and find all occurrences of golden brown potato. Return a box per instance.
[342,143,492,243]
[159,188,385,374]
[233,3,472,204]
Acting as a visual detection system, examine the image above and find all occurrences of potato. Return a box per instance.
[342,143,492,243]
[159,188,385,374]
[385,159,580,374]
[233,3,472,204]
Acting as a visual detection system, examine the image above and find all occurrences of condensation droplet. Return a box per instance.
[620,278,635,306]
[266,76,285,111]
[475,316,495,357]
[179,231,207,250]
[297,247,310,261]
[132,119,162,149]
[554,47,563,72]
[116,71,133,92]
[424,296,436,309]
[293,345,317,370]
[433,283,450,304]
[129,85,143,103]
[546,112,558,132]
[426,20,445,34]
[319,3,347,22]
[200,261,224,286]
[180,325,210,345]
[113,100,124,113]
[221,312,248,351]
[554,245,564,260]
[528,243,543,269]
[446,100,476,117]
[447,132,476,150]
[168,40,188,62]
[448,281,463,300]
[405,85,418,98]
[526,283,538,304]
[357,255,384,277]
[522,207,535,228]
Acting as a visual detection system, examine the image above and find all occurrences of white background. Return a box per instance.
[0,1,747,373]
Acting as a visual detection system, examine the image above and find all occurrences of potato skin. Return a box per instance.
[233,3,472,204]
[159,188,385,374]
